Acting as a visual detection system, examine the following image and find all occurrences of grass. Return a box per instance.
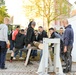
[6,51,41,61]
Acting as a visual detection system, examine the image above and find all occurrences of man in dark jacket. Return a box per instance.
[34,30,40,42]
[10,29,26,62]
[38,26,48,42]
[25,21,36,64]
[38,26,48,59]
[59,27,64,60]
[63,19,74,73]
[25,21,36,46]
[49,28,63,53]
[31,30,40,58]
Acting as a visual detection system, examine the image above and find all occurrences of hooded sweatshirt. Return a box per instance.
[0,24,8,43]
[64,25,74,46]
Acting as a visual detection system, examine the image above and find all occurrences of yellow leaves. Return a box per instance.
[22,0,43,18]
[22,0,71,28]
[0,15,4,23]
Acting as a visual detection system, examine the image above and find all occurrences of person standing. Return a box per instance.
[11,26,20,50]
[63,19,74,73]
[59,27,64,40]
[9,30,14,50]
[10,26,20,62]
[25,21,36,64]
[49,28,62,53]
[38,26,48,60]
[0,17,9,69]
[31,30,40,59]
[59,27,64,60]
[38,26,48,41]
[12,26,20,41]
[10,29,26,62]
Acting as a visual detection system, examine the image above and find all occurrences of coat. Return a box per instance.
[15,33,26,49]
[25,27,35,46]
[63,25,74,46]
[38,30,48,41]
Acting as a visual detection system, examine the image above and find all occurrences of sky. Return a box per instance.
[5,0,23,16]
[69,0,76,4]
[5,0,28,26]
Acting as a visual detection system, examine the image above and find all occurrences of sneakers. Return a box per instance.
[1,67,7,69]
[63,69,71,73]
[9,60,12,63]
[28,61,33,65]
[13,57,16,60]
[28,60,33,65]
[19,57,24,59]
[32,56,35,59]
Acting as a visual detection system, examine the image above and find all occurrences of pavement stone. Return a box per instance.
[0,61,76,75]
[0,61,38,75]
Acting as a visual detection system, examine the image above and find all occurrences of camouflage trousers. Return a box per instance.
[64,46,73,71]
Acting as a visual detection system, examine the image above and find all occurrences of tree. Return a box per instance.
[23,0,71,32]
[0,6,9,23]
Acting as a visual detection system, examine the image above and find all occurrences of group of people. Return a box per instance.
[49,20,74,73]
[9,22,48,64]
[0,17,74,74]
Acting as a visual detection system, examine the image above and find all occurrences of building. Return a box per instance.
[70,1,76,17]
[33,0,72,30]
[71,9,76,16]
[53,0,72,27]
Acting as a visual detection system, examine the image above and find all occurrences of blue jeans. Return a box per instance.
[14,46,26,57]
[0,41,7,68]
[10,40,14,50]
[14,50,22,57]
[31,50,37,57]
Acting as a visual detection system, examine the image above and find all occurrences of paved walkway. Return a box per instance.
[0,61,38,75]
[0,61,76,75]
[0,50,75,75]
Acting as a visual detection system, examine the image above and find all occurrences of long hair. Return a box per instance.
[28,21,33,28]
[28,21,36,28]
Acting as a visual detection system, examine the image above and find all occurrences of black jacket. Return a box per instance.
[50,32,63,48]
[39,30,48,41]
[15,33,25,49]
[9,31,12,40]
[50,32,62,39]
[25,27,35,45]
[50,32,56,38]
[35,33,41,42]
